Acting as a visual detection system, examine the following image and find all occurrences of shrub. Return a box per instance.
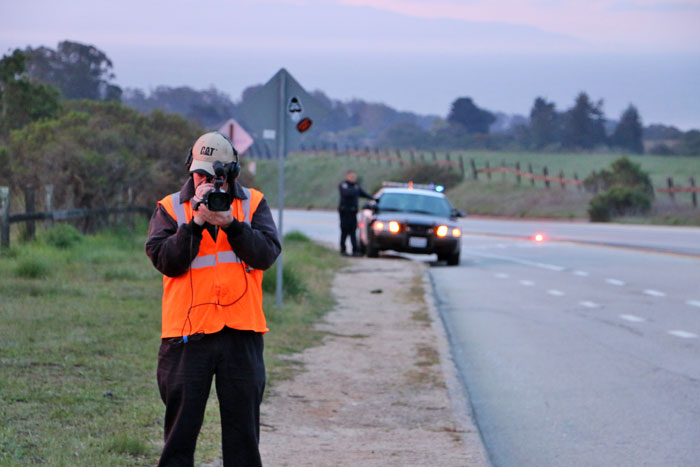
[262,263,307,299]
[43,223,83,248]
[588,186,652,222]
[14,257,51,279]
[583,156,653,194]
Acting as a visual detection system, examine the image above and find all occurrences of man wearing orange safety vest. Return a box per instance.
[145,131,280,466]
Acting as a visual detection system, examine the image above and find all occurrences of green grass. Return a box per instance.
[0,223,345,465]
[246,150,700,224]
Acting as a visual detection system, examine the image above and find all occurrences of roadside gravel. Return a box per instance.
[258,257,489,466]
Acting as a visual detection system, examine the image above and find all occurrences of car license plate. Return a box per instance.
[409,236,427,248]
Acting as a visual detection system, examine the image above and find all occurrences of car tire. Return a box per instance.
[446,250,460,266]
[366,232,379,258]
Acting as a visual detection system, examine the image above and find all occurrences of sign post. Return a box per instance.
[238,69,324,307]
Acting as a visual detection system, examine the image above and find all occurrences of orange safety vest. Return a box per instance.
[157,186,267,338]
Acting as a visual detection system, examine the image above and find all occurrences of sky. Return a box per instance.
[1,0,699,129]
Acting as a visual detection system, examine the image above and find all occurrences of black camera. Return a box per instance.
[193,161,231,212]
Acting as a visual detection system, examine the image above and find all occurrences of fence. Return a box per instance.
[0,185,151,249]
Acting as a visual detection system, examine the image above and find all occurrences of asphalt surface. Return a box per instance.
[279,209,700,467]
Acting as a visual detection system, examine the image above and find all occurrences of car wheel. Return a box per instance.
[446,250,460,266]
[366,232,379,258]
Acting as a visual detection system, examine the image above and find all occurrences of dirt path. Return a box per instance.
[258,257,489,466]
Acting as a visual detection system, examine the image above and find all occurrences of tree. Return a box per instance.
[528,97,560,149]
[24,41,122,101]
[561,92,606,150]
[0,49,61,139]
[611,105,644,154]
[447,97,495,134]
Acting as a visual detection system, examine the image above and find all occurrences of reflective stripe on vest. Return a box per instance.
[190,251,241,269]
[170,192,187,227]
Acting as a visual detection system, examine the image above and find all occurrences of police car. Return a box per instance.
[358,182,464,265]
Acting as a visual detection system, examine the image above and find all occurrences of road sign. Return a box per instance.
[217,118,254,154]
[237,68,325,307]
[238,68,325,153]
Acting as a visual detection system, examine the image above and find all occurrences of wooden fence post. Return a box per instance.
[691,176,697,208]
[127,187,135,229]
[667,177,675,201]
[485,161,491,181]
[45,185,54,228]
[559,170,566,190]
[24,184,36,241]
[1,186,9,248]
[515,162,521,185]
[543,167,550,189]
[470,158,477,180]
[528,163,535,186]
[574,172,581,191]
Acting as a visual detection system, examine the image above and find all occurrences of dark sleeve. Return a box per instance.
[144,205,204,277]
[222,197,281,271]
[359,186,373,200]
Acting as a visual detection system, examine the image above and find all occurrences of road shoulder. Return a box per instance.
[259,257,489,466]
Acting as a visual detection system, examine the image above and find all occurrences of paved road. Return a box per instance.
[279,209,700,467]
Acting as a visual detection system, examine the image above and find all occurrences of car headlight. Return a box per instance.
[372,221,384,232]
[388,221,400,233]
[436,225,448,237]
[452,228,461,237]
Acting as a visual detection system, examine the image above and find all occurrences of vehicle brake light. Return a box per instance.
[436,225,448,237]
[389,221,400,233]
[452,228,461,237]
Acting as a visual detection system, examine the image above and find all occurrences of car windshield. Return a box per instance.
[377,192,452,218]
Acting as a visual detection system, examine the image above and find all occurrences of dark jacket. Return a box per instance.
[145,178,281,278]
[338,180,373,213]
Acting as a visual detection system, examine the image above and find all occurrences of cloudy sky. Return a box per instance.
[1,0,699,128]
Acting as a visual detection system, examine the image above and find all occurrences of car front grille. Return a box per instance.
[406,223,431,235]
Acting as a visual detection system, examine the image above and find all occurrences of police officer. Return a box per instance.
[338,170,373,256]
[145,131,280,466]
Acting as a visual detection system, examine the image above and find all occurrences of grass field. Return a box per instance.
[246,150,700,224]
[0,222,343,465]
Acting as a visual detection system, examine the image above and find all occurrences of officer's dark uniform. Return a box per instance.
[338,179,373,255]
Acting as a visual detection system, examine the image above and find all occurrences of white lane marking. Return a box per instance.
[547,289,565,296]
[464,250,565,272]
[606,278,626,286]
[643,289,666,297]
[668,330,698,339]
[494,273,509,279]
[620,314,646,323]
[519,280,535,286]
[573,270,589,277]
[686,300,700,308]
[579,301,600,308]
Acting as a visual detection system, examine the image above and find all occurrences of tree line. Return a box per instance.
[2,40,699,170]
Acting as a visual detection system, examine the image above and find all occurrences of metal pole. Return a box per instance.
[275,71,287,308]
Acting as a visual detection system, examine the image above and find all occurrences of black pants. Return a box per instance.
[339,210,358,253]
[157,327,266,467]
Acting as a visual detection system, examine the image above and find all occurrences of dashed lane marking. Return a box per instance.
[606,278,626,286]
[579,301,600,308]
[687,300,700,308]
[620,314,646,323]
[668,330,698,339]
[573,270,589,277]
[519,280,535,286]
[464,250,565,272]
[643,289,666,297]
[547,289,565,296]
